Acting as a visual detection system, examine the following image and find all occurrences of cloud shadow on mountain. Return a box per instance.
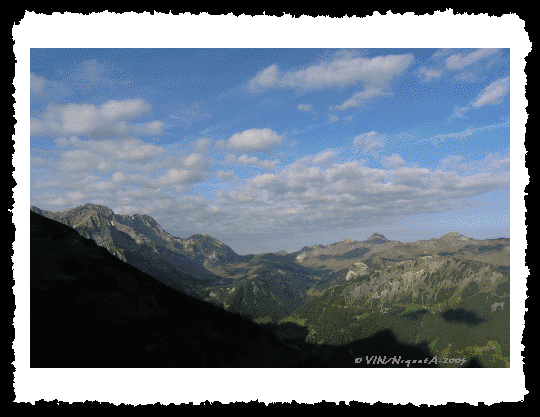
[440,308,484,326]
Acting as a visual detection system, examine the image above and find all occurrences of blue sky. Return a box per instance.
[30,48,510,254]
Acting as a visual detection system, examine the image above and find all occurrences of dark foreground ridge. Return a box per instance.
[30,211,325,367]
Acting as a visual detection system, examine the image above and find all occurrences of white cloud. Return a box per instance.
[59,59,133,91]
[54,136,165,163]
[472,77,510,108]
[432,48,455,58]
[449,105,470,120]
[225,154,279,171]
[192,137,213,152]
[32,144,510,249]
[448,76,509,119]
[211,154,509,237]
[48,197,66,206]
[417,66,442,82]
[453,71,477,83]
[132,120,164,135]
[33,134,214,213]
[30,73,47,94]
[328,114,339,123]
[59,150,107,172]
[216,170,236,181]
[312,150,336,165]
[248,53,414,93]
[156,169,192,185]
[31,99,162,138]
[228,188,260,203]
[353,131,385,154]
[297,104,313,112]
[382,154,405,169]
[333,87,392,110]
[422,127,476,144]
[248,64,279,92]
[247,53,413,111]
[445,48,499,71]
[30,72,73,99]
[226,128,284,153]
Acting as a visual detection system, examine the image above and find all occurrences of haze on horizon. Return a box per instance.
[30,48,510,255]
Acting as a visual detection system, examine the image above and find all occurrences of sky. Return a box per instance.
[29,47,511,255]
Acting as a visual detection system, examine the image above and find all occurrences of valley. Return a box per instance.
[30,203,511,368]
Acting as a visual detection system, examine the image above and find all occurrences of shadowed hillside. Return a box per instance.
[30,211,326,368]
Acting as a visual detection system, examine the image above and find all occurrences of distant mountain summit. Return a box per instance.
[440,232,471,241]
[30,203,238,291]
[363,233,388,244]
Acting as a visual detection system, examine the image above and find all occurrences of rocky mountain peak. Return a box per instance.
[80,203,115,219]
[363,233,388,244]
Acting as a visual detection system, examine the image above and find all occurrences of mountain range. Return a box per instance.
[30,203,510,367]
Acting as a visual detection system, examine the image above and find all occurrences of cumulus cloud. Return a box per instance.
[59,149,110,172]
[248,53,413,93]
[31,99,162,138]
[381,153,405,169]
[353,131,385,154]
[216,170,236,181]
[30,72,73,99]
[54,136,165,163]
[225,128,284,153]
[31,144,510,249]
[312,150,336,165]
[31,73,47,94]
[211,155,509,236]
[156,168,201,186]
[192,137,213,152]
[225,154,279,171]
[33,132,214,214]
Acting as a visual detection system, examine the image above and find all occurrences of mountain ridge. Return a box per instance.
[29,203,510,367]
[30,203,510,336]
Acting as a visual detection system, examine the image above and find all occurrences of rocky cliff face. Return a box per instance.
[31,203,237,291]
